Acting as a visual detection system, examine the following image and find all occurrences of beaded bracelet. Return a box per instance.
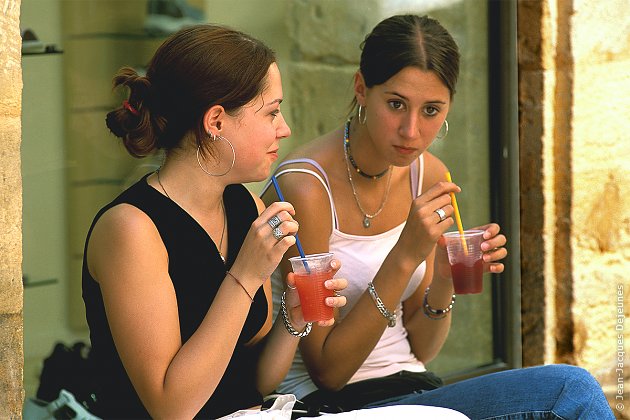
[422,287,456,320]
[367,282,396,327]
[280,291,312,337]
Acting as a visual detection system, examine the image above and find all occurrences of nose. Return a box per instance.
[277,112,291,139]
[399,113,420,140]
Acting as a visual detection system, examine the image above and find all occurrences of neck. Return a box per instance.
[345,119,391,179]
[155,153,226,213]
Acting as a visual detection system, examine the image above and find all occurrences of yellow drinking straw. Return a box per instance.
[445,171,468,254]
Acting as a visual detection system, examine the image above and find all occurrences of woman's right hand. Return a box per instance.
[232,201,300,286]
[397,181,460,265]
[284,259,348,329]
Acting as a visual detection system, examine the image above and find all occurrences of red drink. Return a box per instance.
[294,269,334,322]
[451,258,484,294]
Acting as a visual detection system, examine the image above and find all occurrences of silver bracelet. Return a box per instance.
[366,282,396,327]
[280,291,312,337]
[422,287,456,320]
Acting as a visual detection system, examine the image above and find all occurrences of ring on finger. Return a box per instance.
[272,226,284,240]
[333,290,341,297]
[268,215,282,229]
[434,208,447,222]
[287,283,296,290]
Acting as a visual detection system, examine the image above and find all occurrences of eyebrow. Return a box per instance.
[384,90,447,104]
[266,98,283,106]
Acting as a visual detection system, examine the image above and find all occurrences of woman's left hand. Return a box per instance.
[474,223,508,274]
[285,258,347,328]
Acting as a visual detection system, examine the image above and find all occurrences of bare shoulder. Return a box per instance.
[91,203,160,245]
[274,161,331,217]
[282,128,342,171]
[266,130,343,250]
[266,128,341,209]
[88,203,167,282]
[421,151,450,190]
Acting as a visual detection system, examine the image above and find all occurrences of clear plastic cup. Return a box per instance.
[443,230,485,294]
[288,253,334,322]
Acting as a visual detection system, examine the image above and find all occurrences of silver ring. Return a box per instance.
[434,208,447,222]
[333,290,341,297]
[267,215,282,229]
[272,226,284,240]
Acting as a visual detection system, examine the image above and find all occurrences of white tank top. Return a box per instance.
[263,155,427,399]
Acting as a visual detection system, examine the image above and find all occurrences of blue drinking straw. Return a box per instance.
[271,175,310,273]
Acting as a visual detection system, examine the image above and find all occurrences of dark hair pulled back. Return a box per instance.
[106,24,276,158]
[359,14,460,100]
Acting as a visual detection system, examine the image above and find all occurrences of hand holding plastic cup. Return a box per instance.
[443,230,485,294]
[288,252,335,322]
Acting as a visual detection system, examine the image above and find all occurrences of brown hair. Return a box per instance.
[106,24,276,158]
[351,15,460,112]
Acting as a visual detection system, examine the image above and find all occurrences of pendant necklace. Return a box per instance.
[342,121,393,228]
[156,168,227,262]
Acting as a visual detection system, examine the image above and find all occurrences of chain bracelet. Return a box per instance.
[422,286,456,320]
[280,291,312,337]
[366,282,396,327]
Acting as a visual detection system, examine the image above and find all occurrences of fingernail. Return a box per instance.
[483,254,490,262]
[481,242,489,251]
[325,280,333,288]
[330,260,338,269]
[326,297,335,305]
[483,231,491,239]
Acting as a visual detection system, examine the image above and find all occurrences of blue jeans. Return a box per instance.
[366,365,614,420]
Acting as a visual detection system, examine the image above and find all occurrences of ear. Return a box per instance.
[353,71,367,106]
[202,104,226,136]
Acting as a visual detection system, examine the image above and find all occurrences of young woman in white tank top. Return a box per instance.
[260,13,614,420]
[260,12,508,413]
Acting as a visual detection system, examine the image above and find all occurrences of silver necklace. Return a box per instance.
[156,169,227,262]
[342,122,393,228]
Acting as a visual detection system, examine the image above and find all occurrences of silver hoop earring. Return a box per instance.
[196,135,236,177]
[207,131,217,141]
[435,120,449,141]
[358,105,367,124]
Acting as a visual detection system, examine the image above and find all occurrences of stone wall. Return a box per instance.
[518,0,629,416]
[0,0,25,416]
[570,1,630,416]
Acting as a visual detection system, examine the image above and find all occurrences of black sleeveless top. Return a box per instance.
[82,174,268,419]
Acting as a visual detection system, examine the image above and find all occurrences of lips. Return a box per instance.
[393,145,418,155]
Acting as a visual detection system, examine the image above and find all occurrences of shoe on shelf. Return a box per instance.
[21,28,45,54]
[144,0,205,36]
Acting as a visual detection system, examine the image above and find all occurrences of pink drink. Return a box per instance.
[294,269,334,322]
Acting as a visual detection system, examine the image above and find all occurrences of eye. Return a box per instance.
[270,109,280,118]
[388,100,405,110]
[424,106,440,116]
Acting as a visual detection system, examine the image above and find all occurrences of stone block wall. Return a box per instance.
[0,0,25,416]
[570,1,629,416]
[518,0,629,416]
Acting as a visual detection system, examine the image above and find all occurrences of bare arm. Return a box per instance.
[89,198,299,419]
